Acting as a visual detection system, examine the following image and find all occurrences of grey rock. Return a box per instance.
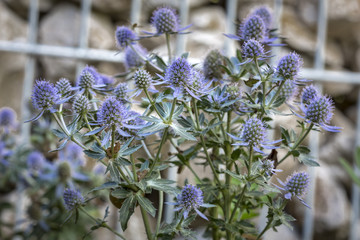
[190,6,226,32]
[0,2,27,113]
[39,3,115,80]
[281,7,344,68]
[313,164,350,239]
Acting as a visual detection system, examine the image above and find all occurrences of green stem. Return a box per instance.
[247,146,254,177]
[141,140,153,159]
[267,80,286,107]
[144,89,166,122]
[254,58,266,110]
[256,219,272,240]
[84,115,106,151]
[111,125,116,159]
[155,189,163,239]
[79,207,126,240]
[165,33,172,63]
[227,111,232,134]
[52,113,87,150]
[130,155,138,181]
[278,123,314,165]
[148,127,169,174]
[185,162,203,183]
[229,185,247,222]
[192,99,221,185]
[168,98,177,123]
[140,205,154,240]
[129,44,163,73]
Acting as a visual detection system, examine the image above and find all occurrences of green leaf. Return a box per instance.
[136,194,156,217]
[52,129,67,139]
[297,145,311,154]
[138,115,162,123]
[147,179,178,194]
[89,181,118,193]
[84,149,105,160]
[299,155,320,167]
[119,195,137,231]
[171,124,197,141]
[356,147,360,168]
[111,188,132,199]
[340,158,360,186]
[84,125,106,136]
[224,169,243,181]
[244,78,259,88]
[139,122,168,134]
[231,149,242,160]
[155,55,167,70]
[120,144,143,156]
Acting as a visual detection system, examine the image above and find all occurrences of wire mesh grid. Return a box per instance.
[0,0,359,239]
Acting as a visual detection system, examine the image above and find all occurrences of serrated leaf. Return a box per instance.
[119,195,137,231]
[52,129,67,139]
[340,158,360,186]
[138,115,162,123]
[171,124,197,141]
[84,149,105,160]
[89,181,118,193]
[120,144,142,156]
[147,179,178,194]
[84,125,106,136]
[139,122,168,134]
[224,170,243,181]
[136,194,156,217]
[111,188,132,199]
[299,155,320,167]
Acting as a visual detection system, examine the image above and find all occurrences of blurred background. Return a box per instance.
[0,0,360,239]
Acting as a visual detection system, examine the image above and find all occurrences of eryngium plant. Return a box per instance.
[25,5,341,240]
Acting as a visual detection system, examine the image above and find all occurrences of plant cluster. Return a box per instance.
[0,108,107,239]
[19,5,341,240]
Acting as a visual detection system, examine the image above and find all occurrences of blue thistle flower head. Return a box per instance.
[240,15,266,42]
[98,97,128,128]
[31,80,60,111]
[164,57,193,97]
[134,69,152,89]
[114,83,130,104]
[27,151,45,173]
[0,107,17,130]
[225,82,242,101]
[73,95,90,115]
[124,44,147,69]
[115,26,137,49]
[64,142,85,166]
[241,117,266,147]
[242,39,265,59]
[63,188,84,211]
[229,117,281,154]
[301,85,319,105]
[301,95,341,132]
[277,52,303,80]
[279,80,298,102]
[119,111,147,138]
[151,7,179,34]
[55,78,72,98]
[77,67,96,89]
[186,69,212,98]
[174,184,210,220]
[277,171,310,207]
[203,50,224,80]
[252,6,272,28]
[259,159,282,177]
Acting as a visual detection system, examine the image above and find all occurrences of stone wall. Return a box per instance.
[1,1,360,239]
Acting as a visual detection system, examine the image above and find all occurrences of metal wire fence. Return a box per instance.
[1,0,359,239]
